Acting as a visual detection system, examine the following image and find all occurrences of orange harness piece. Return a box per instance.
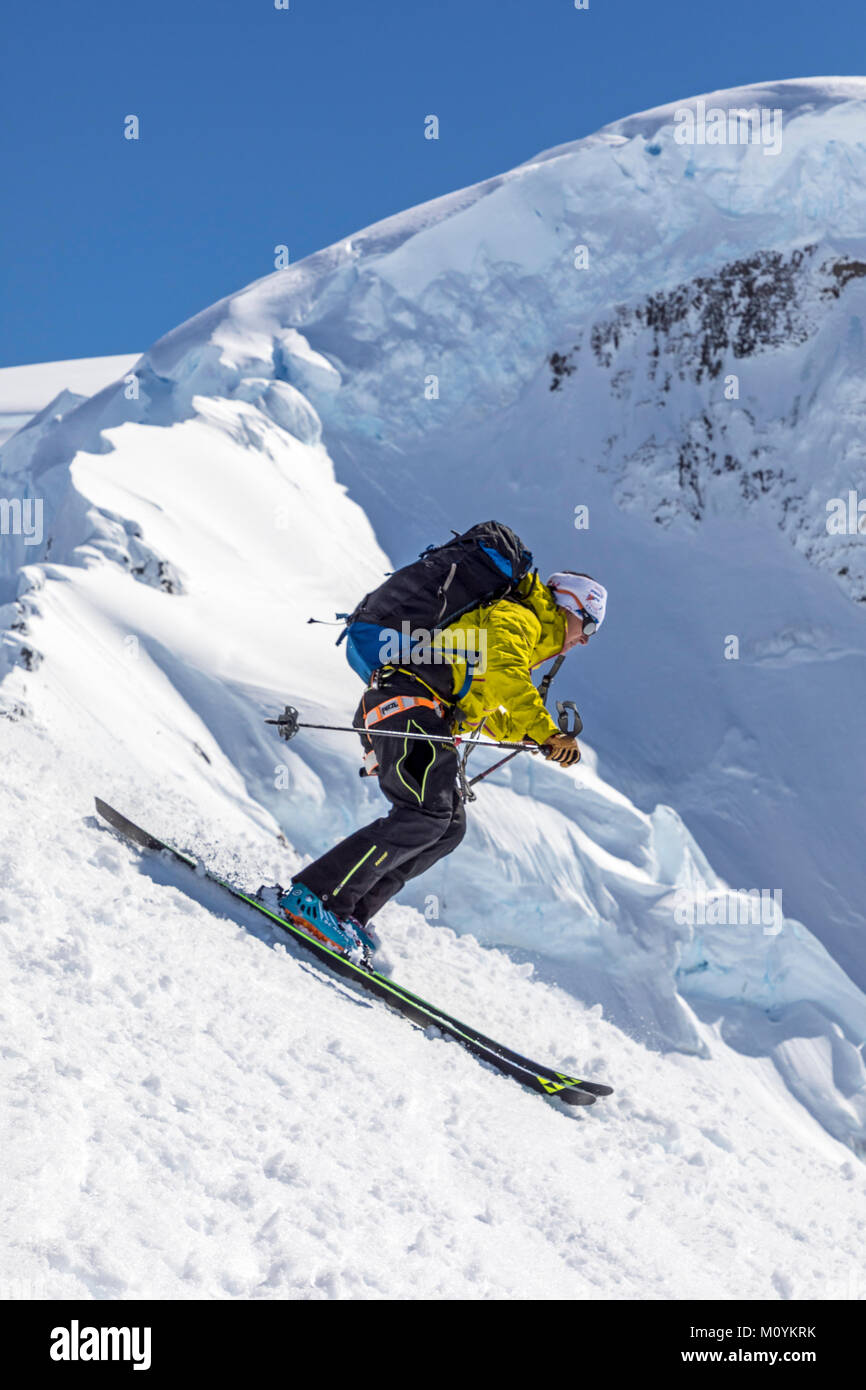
[359,692,448,777]
[363,693,445,728]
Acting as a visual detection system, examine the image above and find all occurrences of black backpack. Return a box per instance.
[338,521,533,689]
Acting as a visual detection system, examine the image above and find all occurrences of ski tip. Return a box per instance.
[574,1081,614,1097]
[559,1088,597,1106]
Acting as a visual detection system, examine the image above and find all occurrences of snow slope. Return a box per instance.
[2,701,864,1301]
[2,78,866,1298]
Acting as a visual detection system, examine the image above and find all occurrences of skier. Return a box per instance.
[280,567,607,953]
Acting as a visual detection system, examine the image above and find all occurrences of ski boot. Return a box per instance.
[278,882,362,958]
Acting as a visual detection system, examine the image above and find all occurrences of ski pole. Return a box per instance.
[467,699,582,787]
[468,743,534,787]
[264,705,549,754]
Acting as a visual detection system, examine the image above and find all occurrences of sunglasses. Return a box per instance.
[576,604,598,636]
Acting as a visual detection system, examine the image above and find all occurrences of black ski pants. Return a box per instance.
[293,678,466,924]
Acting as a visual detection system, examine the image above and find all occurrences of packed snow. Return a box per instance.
[2,709,863,1300]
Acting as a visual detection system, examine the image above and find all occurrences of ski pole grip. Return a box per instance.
[556,700,583,736]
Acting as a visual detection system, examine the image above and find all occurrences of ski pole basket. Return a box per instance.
[264,705,301,742]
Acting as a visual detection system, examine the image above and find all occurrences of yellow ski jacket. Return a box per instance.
[439,573,567,744]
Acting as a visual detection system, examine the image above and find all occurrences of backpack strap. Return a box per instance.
[377,666,456,708]
[434,563,458,624]
[454,653,480,701]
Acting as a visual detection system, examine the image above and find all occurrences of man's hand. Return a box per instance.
[543,732,581,767]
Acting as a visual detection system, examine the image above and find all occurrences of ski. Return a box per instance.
[353,957,613,1098]
[94,798,612,1106]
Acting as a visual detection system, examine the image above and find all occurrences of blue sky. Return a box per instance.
[1,0,862,367]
